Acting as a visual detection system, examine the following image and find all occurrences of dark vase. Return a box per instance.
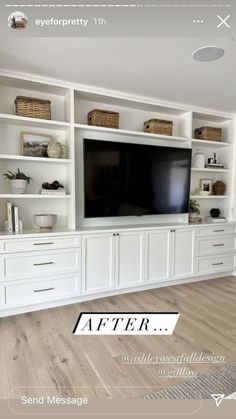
[210,208,221,218]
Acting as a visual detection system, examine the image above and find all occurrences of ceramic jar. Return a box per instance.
[213,181,226,196]
[210,208,221,218]
[193,150,205,169]
[47,140,64,159]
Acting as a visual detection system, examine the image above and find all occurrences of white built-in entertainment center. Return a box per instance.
[0,71,236,317]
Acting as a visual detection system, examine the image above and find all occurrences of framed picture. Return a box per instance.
[200,179,213,195]
[20,132,53,158]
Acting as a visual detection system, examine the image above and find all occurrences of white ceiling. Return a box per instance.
[0,37,236,113]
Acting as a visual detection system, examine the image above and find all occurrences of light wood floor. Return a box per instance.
[1,276,236,399]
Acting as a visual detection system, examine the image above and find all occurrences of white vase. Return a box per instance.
[193,150,205,168]
[11,179,27,194]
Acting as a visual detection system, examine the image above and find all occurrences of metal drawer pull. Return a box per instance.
[213,230,225,232]
[212,244,224,247]
[33,242,54,246]
[34,262,54,266]
[212,262,223,266]
[34,287,54,293]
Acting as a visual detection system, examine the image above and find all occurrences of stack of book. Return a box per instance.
[5,202,22,233]
[41,188,66,196]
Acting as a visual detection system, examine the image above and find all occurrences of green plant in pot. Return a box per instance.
[189,199,200,224]
[3,168,32,194]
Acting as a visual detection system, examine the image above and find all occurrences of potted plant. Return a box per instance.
[189,199,200,223]
[3,168,32,194]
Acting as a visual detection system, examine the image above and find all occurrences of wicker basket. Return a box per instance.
[88,109,119,129]
[144,119,173,136]
[15,96,51,120]
[194,127,222,142]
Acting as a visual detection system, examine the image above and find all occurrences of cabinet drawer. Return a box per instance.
[197,236,236,256]
[3,249,81,279]
[197,226,235,237]
[4,274,80,307]
[3,235,81,253]
[197,255,235,274]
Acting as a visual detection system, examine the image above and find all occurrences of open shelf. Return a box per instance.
[0,113,70,130]
[190,195,229,199]
[0,194,72,199]
[75,123,190,143]
[191,167,229,173]
[192,139,231,147]
[0,154,72,164]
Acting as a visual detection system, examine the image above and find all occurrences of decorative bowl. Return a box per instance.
[34,214,57,230]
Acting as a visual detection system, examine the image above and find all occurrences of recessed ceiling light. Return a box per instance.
[193,46,225,62]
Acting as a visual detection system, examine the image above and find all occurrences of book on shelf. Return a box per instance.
[14,206,19,233]
[41,188,66,195]
[204,216,226,223]
[4,219,23,233]
[5,203,21,233]
[7,202,13,232]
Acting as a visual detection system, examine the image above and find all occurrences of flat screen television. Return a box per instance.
[83,139,192,218]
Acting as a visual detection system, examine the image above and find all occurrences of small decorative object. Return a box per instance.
[47,139,64,159]
[41,180,66,195]
[213,180,226,196]
[189,199,202,224]
[21,132,53,158]
[200,179,213,196]
[88,109,119,129]
[144,119,173,136]
[206,153,224,169]
[8,11,28,29]
[15,96,51,120]
[3,169,32,194]
[193,149,205,168]
[210,208,221,218]
[194,127,222,142]
[34,214,57,230]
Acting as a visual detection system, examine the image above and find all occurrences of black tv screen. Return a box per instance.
[84,139,192,218]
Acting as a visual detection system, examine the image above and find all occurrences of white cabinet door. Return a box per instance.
[116,231,144,288]
[146,230,171,283]
[172,229,195,279]
[82,234,115,295]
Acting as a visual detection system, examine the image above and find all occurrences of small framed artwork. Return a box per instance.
[200,179,213,195]
[20,132,53,158]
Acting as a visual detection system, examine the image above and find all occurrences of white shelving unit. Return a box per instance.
[0,74,75,231]
[191,111,234,220]
[0,72,234,232]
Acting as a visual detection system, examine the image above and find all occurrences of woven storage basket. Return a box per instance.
[88,109,119,129]
[15,96,51,120]
[194,126,222,142]
[144,119,173,136]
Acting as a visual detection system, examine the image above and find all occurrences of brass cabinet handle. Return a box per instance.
[34,262,54,266]
[34,287,54,293]
[33,242,54,246]
[212,244,224,247]
[212,262,223,266]
[213,230,225,232]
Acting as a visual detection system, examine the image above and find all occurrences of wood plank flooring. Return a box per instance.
[1,276,236,399]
